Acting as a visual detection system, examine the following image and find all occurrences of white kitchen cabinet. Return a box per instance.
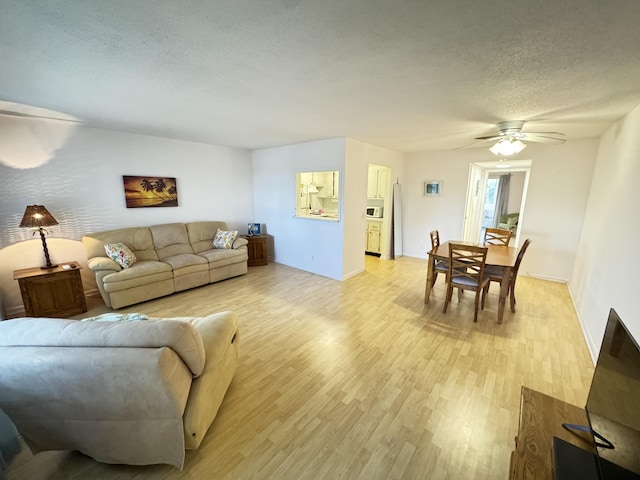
[311,172,325,187]
[366,221,381,254]
[367,167,377,198]
[367,166,387,199]
[376,167,387,198]
[317,171,339,198]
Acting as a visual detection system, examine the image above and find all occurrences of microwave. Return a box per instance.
[366,206,383,218]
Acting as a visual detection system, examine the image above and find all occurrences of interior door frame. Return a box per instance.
[462,163,486,243]
[462,160,532,246]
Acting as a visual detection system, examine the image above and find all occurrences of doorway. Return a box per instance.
[462,160,531,246]
[366,164,392,260]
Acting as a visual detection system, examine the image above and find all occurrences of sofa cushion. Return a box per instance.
[102,261,173,292]
[0,317,206,376]
[186,221,230,254]
[150,223,194,260]
[198,248,248,268]
[104,242,137,269]
[83,227,159,262]
[161,253,208,274]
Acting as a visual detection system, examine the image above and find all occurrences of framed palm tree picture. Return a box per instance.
[122,176,179,208]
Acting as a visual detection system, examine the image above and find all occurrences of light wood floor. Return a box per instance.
[5,256,594,480]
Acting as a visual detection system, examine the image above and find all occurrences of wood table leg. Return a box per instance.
[424,255,435,304]
[497,268,513,324]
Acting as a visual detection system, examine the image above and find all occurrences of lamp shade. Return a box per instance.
[489,138,527,156]
[19,205,58,228]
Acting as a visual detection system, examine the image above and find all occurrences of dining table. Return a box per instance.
[424,240,520,324]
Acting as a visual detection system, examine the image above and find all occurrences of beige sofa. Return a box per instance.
[83,222,248,309]
[0,311,239,468]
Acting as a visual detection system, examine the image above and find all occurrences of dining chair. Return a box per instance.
[484,227,512,246]
[482,238,532,313]
[443,243,490,323]
[429,230,448,286]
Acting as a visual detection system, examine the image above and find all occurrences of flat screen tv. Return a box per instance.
[585,308,640,478]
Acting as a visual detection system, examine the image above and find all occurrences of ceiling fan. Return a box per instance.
[472,120,566,156]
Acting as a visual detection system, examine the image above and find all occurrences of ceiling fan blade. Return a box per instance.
[521,133,566,144]
[458,121,566,151]
[473,135,503,141]
[453,138,495,150]
[0,110,83,123]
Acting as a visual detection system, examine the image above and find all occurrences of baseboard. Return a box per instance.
[567,285,598,365]
[343,267,365,280]
[6,305,25,318]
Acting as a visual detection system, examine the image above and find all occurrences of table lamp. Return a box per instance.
[19,205,59,269]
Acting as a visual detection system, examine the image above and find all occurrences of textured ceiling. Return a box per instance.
[2,0,640,152]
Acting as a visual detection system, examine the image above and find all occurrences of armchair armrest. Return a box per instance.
[232,237,249,249]
[87,257,122,272]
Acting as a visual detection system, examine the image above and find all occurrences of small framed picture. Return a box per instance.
[423,180,442,196]
[248,223,261,236]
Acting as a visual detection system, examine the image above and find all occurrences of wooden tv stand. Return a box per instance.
[510,386,596,479]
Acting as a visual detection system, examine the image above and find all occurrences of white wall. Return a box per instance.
[404,139,598,281]
[570,103,640,360]
[251,138,405,281]
[345,139,405,276]
[252,138,346,280]
[0,122,254,314]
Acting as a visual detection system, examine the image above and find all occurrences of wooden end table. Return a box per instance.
[14,262,87,318]
[240,235,268,266]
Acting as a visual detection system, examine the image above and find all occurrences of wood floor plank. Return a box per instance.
[5,256,594,479]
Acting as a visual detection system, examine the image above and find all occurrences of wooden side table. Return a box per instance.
[14,262,87,318]
[240,235,268,266]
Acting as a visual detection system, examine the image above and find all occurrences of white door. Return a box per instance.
[462,163,486,243]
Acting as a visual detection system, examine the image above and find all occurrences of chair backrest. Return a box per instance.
[429,230,440,250]
[484,228,512,246]
[448,243,488,286]
[512,238,532,278]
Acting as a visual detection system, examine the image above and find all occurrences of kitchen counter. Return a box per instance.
[296,213,339,221]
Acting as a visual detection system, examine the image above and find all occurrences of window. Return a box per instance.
[295,171,339,220]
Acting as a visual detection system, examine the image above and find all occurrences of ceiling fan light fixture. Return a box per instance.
[489,138,526,156]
